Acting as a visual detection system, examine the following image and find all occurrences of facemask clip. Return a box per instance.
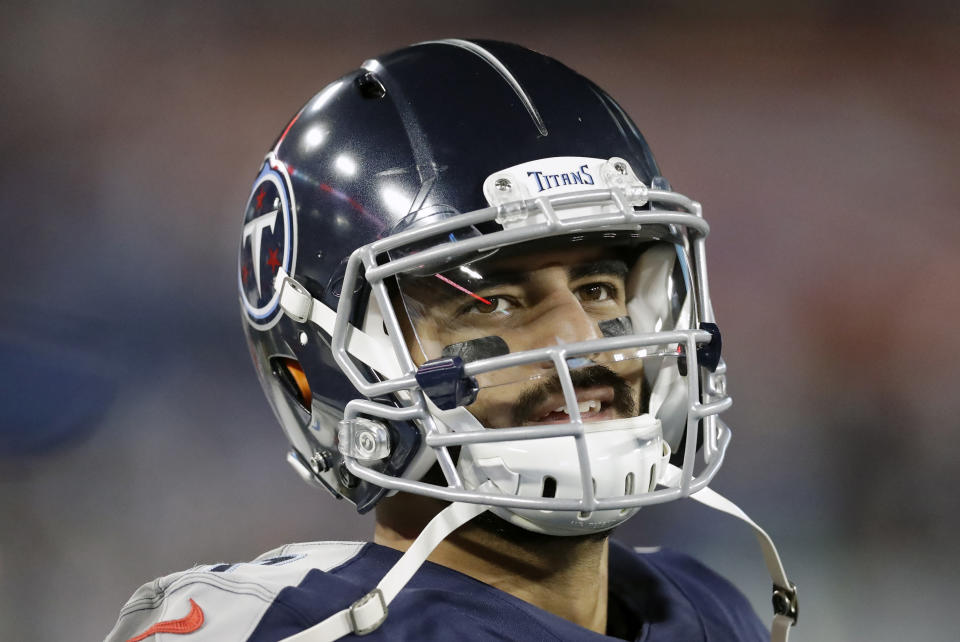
[338,417,392,462]
[415,356,479,410]
[677,322,722,376]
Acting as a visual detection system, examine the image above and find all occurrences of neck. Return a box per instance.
[374,495,609,634]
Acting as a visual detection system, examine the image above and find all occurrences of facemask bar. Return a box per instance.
[332,186,711,392]
[322,186,729,510]
[338,327,730,511]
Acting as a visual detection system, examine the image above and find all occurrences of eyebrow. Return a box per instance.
[569,259,629,281]
[445,258,629,295]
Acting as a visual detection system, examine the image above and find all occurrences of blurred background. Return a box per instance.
[2,1,958,640]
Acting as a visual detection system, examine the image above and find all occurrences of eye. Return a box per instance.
[474,296,512,314]
[577,283,614,302]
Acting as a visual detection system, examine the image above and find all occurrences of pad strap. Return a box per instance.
[275,269,402,379]
[661,465,798,641]
[279,500,489,641]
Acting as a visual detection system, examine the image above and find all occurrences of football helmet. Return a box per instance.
[238,39,731,536]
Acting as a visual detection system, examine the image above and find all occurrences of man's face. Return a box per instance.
[399,245,644,428]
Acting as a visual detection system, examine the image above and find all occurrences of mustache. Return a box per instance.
[510,364,638,426]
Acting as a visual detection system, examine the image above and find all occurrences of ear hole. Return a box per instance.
[272,357,312,410]
[619,472,638,515]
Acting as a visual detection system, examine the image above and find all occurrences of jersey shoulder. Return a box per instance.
[618,544,769,641]
[104,542,365,642]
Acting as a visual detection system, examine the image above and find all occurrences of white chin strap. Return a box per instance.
[660,465,798,641]
[279,473,796,642]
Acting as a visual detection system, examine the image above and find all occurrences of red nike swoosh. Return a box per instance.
[126,598,204,642]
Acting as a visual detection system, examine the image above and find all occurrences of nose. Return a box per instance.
[530,291,603,362]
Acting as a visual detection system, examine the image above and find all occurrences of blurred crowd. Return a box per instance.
[1,2,957,640]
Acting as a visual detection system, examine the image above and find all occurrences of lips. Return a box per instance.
[526,386,616,424]
[508,364,639,427]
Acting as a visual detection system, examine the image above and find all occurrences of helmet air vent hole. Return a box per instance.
[541,476,557,498]
[647,465,658,492]
[356,72,386,99]
[620,473,637,515]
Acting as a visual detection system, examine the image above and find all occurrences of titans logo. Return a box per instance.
[239,155,298,330]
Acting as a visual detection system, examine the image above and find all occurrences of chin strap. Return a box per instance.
[660,465,798,642]
[280,499,489,641]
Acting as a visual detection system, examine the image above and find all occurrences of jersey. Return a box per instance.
[106,539,767,641]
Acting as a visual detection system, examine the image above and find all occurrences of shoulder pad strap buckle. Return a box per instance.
[348,587,387,635]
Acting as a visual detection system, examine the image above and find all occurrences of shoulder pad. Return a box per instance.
[105,542,365,641]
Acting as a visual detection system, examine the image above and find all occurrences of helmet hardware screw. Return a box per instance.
[357,431,377,456]
[309,450,330,474]
[614,162,628,175]
[494,178,512,192]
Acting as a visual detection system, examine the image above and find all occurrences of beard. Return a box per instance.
[418,364,649,544]
[467,364,642,544]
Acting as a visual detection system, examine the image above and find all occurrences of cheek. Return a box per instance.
[608,356,644,378]
[466,379,528,428]
[407,322,452,363]
[465,389,497,428]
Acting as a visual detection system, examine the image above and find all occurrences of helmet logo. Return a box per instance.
[239,155,297,329]
[484,156,606,207]
[526,164,595,192]
[242,209,279,297]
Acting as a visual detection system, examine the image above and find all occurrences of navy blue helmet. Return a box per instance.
[238,40,729,534]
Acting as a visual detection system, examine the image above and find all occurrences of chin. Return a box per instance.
[470,509,615,546]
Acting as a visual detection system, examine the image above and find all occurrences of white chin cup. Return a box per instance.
[456,415,669,536]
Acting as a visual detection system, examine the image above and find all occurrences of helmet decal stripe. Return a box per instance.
[422,38,548,137]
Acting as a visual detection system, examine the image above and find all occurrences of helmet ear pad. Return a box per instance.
[625,244,691,450]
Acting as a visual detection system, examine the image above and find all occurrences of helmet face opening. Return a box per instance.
[393,234,695,429]
[319,181,729,534]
